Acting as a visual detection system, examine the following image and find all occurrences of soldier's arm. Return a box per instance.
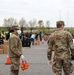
[70,42,74,58]
[10,38,22,57]
[47,37,53,60]
[67,32,74,57]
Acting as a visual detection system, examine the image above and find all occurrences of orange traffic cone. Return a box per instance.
[5,56,11,65]
[42,38,44,44]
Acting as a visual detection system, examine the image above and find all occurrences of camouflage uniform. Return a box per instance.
[47,21,74,75]
[8,26,22,75]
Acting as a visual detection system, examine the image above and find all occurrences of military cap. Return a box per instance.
[11,25,20,30]
[56,21,65,26]
[56,20,65,28]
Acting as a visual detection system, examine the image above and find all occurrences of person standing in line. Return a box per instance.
[8,25,25,75]
[31,33,35,45]
[1,31,5,39]
[37,35,40,45]
[47,21,74,75]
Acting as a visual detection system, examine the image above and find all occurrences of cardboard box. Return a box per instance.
[0,44,4,49]
[0,49,3,54]
[4,40,8,45]
[3,45,8,54]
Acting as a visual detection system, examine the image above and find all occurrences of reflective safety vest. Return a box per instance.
[10,33,12,36]
[1,33,5,38]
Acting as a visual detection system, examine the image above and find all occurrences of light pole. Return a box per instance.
[59,11,61,20]
[67,10,69,27]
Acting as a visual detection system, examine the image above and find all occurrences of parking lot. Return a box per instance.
[0,42,74,75]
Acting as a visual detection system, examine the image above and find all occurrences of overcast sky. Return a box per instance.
[0,0,74,27]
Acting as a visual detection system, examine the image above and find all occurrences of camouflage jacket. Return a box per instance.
[47,29,74,60]
[8,34,22,58]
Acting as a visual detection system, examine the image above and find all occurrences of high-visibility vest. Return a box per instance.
[1,33,5,38]
[10,33,12,36]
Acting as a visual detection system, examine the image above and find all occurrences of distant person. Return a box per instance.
[47,21,74,75]
[37,35,40,45]
[39,32,42,41]
[6,30,13,40]
[0,32,4,44]
[1,31,5,39]
[31,33,35,45]
[34,33,38,45]
[25,32,28,37]
[8,25,25,75]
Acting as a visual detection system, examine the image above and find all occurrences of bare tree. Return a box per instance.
[13,19,18,25]
[38,20,44,27]
[19,17,27,32]
[46,20,50,33]
[3,18,14,27]
[38,20,46,33]
[46,20,50,27]
[28,19,37,33]
[3,19,8,27]
[3,18,19,31]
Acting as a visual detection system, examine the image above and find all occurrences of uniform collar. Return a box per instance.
[56,28,64,31]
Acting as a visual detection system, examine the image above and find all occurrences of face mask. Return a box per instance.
[17,30,21,34]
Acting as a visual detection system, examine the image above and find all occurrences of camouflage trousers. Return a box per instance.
[52,59,73,75]
[10,57,20,75]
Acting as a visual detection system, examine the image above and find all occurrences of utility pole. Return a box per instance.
[67,10,69,27]
[59,11,61,20]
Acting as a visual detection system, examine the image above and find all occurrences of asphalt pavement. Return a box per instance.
[0,41,74,75]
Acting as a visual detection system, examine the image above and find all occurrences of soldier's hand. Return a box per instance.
[48,60,53,65]
[21,55,25,61]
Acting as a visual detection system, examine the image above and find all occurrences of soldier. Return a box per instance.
[47,21,74,75]
[8,25,25,75]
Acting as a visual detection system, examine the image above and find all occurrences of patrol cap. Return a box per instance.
[56,20,65,28]
[11,25,20,30]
